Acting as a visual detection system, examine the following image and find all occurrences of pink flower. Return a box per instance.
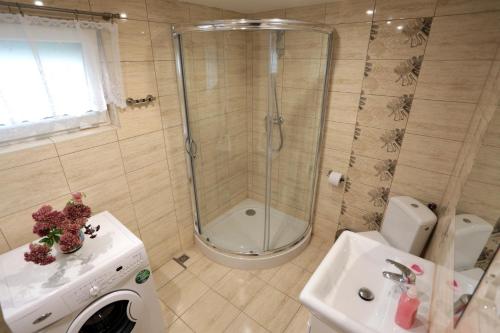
[31,206,66,237]
[24,243,56,265]
[64,203,91,222]
[71,192,84,204]
[58,232,82,252]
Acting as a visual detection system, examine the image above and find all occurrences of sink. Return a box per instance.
[300,231,435,333]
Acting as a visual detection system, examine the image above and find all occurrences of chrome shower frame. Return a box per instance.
[172,18,334,258]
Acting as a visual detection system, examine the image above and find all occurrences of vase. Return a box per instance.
[58,230,85,254]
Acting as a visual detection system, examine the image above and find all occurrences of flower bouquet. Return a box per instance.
[24,192,99,265]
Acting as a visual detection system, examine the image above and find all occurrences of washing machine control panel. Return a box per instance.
[63,251,145,309]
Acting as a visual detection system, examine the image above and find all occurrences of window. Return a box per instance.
[0,14,125,144]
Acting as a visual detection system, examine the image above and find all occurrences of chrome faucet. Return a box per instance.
[382,259,416,285]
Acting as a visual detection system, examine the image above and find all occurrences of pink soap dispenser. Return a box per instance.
[395,285,420,329]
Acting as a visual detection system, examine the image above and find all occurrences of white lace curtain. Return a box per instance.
[0,13,125,144]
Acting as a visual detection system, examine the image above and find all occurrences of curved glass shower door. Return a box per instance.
[174,20,332,256]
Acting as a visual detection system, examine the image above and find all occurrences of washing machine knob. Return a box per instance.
[89,285,100,297]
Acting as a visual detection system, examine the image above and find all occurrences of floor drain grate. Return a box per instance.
[245,209,256,216]
[173,254,189,268]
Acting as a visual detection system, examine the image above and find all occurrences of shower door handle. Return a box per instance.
[185,137,198,159]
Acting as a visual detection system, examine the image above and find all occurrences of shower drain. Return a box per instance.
[245,209,256,216]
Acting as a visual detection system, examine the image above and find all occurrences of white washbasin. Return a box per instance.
[300,231,435,333]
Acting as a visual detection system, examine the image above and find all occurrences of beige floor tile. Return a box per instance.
[292,244,329,273]
[181,290,240,333]
[158,270,209,316]
[154,260,185,290]
[169,319,194,333]
[269,263,312,301]
[214,270,267,309]
[225,312,269,333]
[160,300,178,328]
[188,255,231,287]
[284,306,311,333]
[174,246,204,267]
[251,265,282,283]
[244,285,301,333]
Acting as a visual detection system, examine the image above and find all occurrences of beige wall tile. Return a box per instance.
[150,22,174,61]
[425,12,500,61]
[343,179,388,214]
[338,204,375,232]
[363,59,420,96]
[146,0,189,23]
[483,106,500,147]
[181,290,239,333]
[406,99,475,141]
[188,4,222,22]
[348,154,395,188]
[330,60,365,93]
[127,160,174,227]
[160,94,182,129]
[244,285,300,333]
[435,0,500,16]
[391,165,449,204]
[51,127,117,156]
[284,31,325,59]
[118,19,153,62]
[332,22,371,60]
[0,195,69,249]
[352,126,403,160]
[285,4,326,22]
[60,142,124,190]
[147,235,182,270]
[357,94,410,129]
[415,60,491,103]
[458,180,500,224]
[0,158,69,217]
[398,134,461,174]
[368,18,430,60]
[90,0,147,20]
[117,104,163,140]
[325,0,375,24]
[81,176,137,230]
[122,61,158,98]
[324,121,355,152]
[164,126,185,157]
[0,139,57,171]
[283,59,323,90]
[140,210,177,249]
[327,92,359,124]
[119,130,166,172]
[374,0,437,20]
[468,145,500,186]
[222,10,243,19]
[17,0,89,10]
[155,61,178,97]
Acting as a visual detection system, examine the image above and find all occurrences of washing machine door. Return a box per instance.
[67,290,144,333]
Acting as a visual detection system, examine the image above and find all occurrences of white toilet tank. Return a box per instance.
[455,214,493,271]
[381,196,437,256]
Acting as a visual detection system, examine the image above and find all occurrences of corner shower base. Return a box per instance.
[195,199,311,269]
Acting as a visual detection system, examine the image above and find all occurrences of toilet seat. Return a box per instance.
[358,231,390,246]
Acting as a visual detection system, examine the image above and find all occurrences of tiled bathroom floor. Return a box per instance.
[153,238,331,333]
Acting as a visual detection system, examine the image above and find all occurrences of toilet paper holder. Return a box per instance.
[327,170,345,183]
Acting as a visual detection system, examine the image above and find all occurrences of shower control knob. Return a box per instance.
[89,285,100,297]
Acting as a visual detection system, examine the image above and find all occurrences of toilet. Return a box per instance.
[359,196,437,256]
[454,214,493,280]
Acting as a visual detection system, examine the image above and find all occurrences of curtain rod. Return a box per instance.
[0,1,120,20]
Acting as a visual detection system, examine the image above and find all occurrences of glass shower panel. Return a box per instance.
[264,30,329,251]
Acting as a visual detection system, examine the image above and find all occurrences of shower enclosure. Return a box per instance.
[173,19,333,268]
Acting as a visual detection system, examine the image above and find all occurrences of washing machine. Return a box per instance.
[0,211,165,333]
